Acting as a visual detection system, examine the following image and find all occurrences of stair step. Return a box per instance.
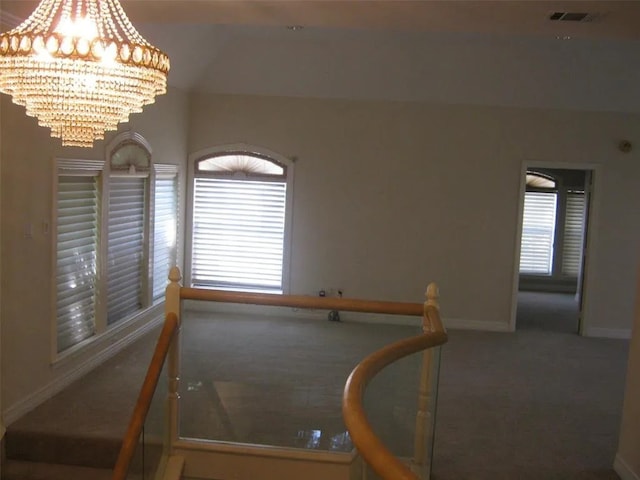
[5,431,120,469]
[3,460,112,480]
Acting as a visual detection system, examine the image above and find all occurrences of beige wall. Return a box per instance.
[616,266,640,478]
[189,93,640,334]
[2,86,639,424]
[615,264,640,479]
[0,87,189,418]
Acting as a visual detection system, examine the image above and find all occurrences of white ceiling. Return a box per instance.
[4,1,640,39]
[2,1,640,112]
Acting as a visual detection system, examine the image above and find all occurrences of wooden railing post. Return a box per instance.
[412,283,440,477]
[165,266,182,450]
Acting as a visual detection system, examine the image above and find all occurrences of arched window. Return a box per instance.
[520,171,558,275]
[519,169,586,278]
[189,148,293,293]
[526,172,556,189]
[54,132,179,355]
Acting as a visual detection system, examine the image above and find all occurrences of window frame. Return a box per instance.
[186,144,295,294]
[51,133,180,361]
[519,169,586,281]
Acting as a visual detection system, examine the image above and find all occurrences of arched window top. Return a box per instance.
[526,171,556,189]
[196,153,285,177]
[108,134,151,174]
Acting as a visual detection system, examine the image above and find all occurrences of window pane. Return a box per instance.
[526,173,556,189]
[192,178,286,292]
[107,177,145,325]
[56,176,98,352]
[153,176,178,301]
[562,192,586,277]
[519,192,557,275]
[198,155,284,175]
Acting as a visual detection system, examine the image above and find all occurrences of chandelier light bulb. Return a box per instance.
[0,0,170,148]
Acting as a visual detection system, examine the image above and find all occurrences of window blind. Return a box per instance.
[519,191,557,275]
[153,176,178,300]
[192,178,286,292]
[107,177,145,325]
[561,192,585,277]
[56,176,98,352]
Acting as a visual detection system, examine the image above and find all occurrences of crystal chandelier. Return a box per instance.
[0,0,170,147]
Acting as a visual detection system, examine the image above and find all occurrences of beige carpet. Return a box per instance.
[4,295,630,479]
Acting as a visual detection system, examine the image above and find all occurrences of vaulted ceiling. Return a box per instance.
[2,1,640,112]
[4,1,640,39]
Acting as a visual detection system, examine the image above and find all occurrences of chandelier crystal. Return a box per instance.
[0,0,170,147]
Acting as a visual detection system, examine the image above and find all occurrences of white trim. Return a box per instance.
[106,130,153,158]
[186,143,295,293]
[614,454,640,480]
[163,456,186,480]
[510,161,602,335]
[509,161,528,331]
[172,438,358,480]
[584,327,632,340]
[174,438,356,463]
[3,313,163,426]
[444,318,512,332]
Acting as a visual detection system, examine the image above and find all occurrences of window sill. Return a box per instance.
[52,303,163,367]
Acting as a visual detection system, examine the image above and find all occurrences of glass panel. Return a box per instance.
[178,303,421,454]
[363,345,442,480]
[111,143,151,171]
[126,360,168,480]
[198,154,284,175]
[526,173,556,189]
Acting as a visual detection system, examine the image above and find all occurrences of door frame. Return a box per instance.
[509,161,602,335]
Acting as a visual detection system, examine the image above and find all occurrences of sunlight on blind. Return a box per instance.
[192,178,286,292]
[519,192,557,275]
[56,176,98,352]
[153,177,178,300]
[107,177,145,325]
[561,192,585,277]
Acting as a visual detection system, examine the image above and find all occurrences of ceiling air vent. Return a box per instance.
[549,12,599,22]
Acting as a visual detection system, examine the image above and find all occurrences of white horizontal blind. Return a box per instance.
[561,192,586,277]
[519,191,557,275]
[107,177,145,325]
[56,176,98,353]
[192,178,286,292]
[153,176,178,300]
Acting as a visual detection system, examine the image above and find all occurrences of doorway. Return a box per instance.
[513,166,593,334]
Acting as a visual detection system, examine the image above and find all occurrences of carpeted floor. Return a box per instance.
[517,291,580,334]
[4,293,630,479]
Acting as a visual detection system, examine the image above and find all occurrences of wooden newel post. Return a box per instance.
[165,267,182,451]
[412,282,440,477]
[424,283,440,332]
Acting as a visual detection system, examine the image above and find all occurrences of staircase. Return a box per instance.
[4,460,112,480]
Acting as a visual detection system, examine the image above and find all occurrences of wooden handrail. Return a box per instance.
[180,287,424,317]
[112,312,179,480]
[343,326,447,480]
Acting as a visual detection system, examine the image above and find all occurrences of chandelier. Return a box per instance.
[0,0,169,147]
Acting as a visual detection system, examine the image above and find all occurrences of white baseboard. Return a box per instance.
[584,327,632,339]
[444,318,512,332]
[614,454,640,480]
[3,314,164,426]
